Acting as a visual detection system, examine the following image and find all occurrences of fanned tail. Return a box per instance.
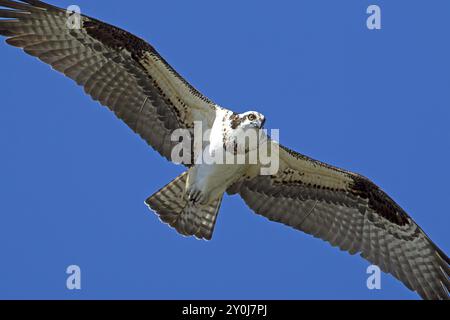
[145,172,223,240]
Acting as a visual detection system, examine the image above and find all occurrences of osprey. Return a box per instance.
[0,0,448,300]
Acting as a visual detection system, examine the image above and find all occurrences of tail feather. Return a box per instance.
[145,172,223,240]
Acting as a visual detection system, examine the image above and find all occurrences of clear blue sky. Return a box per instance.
[0,0,448,300]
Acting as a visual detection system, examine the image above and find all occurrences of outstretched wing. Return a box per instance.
[228,143,449,300]
[0,0,218,162]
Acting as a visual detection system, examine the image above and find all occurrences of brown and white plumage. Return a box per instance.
[0,0,217,162]
[0,0,448,300]
[228,144,449,300]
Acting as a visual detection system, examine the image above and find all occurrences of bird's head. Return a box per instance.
[230,111,266,131]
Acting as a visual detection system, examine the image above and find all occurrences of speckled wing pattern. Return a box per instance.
[228,143,449,299]
[0,0,217,162]
[1,0,448,301]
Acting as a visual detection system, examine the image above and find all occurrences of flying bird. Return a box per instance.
[0,0,448,300]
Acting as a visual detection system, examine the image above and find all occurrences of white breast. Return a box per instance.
[208,108,230,155]
[187,109,248,203]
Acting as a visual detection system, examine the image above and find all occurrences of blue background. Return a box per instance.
[0,0,448,300]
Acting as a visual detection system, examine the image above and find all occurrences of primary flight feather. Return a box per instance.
[0,0,448,300]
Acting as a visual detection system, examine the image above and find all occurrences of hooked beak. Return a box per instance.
[260,117,266,128]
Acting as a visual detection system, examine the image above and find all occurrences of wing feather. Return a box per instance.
[229,143,449,299]
[0,0,218,162]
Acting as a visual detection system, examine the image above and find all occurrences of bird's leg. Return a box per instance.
[186,186,209,205]
[189,189,201,203]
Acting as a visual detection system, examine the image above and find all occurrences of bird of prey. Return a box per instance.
[0,0,448,300]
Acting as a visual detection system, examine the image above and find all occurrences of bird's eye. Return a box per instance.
[248,114,256,121]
